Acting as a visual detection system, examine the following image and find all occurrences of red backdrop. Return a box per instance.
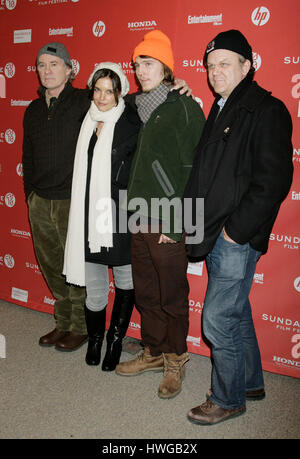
[0,0,299,378]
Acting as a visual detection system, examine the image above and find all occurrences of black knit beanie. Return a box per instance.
[204,29,253,65]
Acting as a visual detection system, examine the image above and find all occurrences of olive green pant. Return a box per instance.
[28,192,87,334]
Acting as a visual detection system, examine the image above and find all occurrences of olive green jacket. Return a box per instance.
[127,90,205,241]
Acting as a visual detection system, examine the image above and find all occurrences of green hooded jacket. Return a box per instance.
[127,89,205,241]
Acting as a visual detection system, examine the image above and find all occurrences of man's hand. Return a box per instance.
[222,227,237,244]
[158,234,176,244]
[172,78,193,97]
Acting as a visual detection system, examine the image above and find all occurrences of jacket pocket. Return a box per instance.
[27,190,35,205]
[114,158,133,189]
[152,159,175,197]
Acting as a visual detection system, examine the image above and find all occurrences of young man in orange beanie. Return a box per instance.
[115,30,206,399]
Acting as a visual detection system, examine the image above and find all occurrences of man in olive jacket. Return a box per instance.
[184,30,293,425]
[116,30,205,400]
[23,43,90,351]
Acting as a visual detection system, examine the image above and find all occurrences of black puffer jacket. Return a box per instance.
[184,77,293,257]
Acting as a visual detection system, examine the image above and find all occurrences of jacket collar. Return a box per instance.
[215,76,270,114]
[201,77,271,144]
[38,81,74,102]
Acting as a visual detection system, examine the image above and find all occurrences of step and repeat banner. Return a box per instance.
[0,0,299,378]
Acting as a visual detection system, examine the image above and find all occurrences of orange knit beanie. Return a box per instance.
[133,30,174,71]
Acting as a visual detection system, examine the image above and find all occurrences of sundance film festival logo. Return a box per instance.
[4,254,15,269]
[4,62,15,78]
[5,129,16,144]
[16,163,23,177]
[0,63,15,99]
[294,277,300,293]
[251,6,270,26]
[269,233,299,250]
[252,52,262,71]
[6,0,17,10]
[71,59,80,76]
[5,192,16,207]
[93,21,105,38]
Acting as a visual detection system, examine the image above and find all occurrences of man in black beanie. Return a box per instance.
[184,30,293,425]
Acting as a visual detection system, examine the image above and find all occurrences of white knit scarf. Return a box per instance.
[63,98,125,286]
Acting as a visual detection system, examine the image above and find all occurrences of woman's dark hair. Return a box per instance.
[89,68,121,102]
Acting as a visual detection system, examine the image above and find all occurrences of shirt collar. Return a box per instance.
[217,97,227,111]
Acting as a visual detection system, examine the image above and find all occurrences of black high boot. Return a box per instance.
[84,305,106,366]
[101,288,135,371]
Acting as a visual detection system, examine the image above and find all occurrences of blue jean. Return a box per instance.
[202,231,264,409]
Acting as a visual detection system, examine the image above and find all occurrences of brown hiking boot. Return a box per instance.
[115,346,164,376]
[158,352,189,399]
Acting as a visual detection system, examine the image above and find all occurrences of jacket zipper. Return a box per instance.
[115,160,124,181]
[127,124,145,196]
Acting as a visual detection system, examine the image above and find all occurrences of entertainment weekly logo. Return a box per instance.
[49,26,73,37]
[187,13,222,26]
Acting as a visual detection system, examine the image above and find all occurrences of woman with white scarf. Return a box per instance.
[63,62,141,371]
